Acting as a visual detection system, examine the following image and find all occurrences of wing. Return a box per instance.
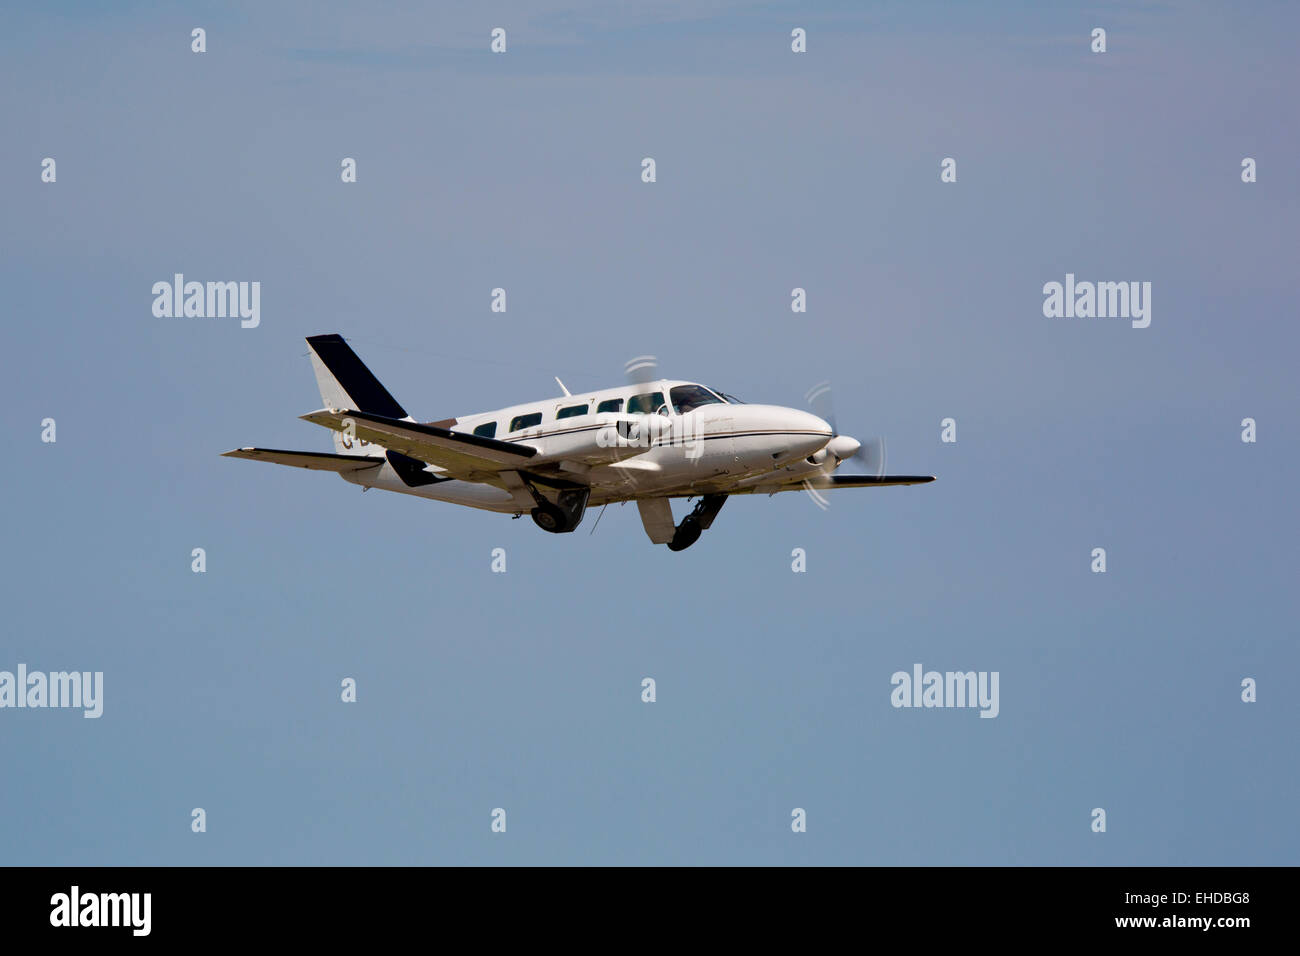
[221,447,385,472]
[803,475,935,488]
[711,473,936,497]
[299,408,537,482]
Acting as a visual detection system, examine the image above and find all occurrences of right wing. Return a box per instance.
[800,475,935,489]
[714,473,936,497]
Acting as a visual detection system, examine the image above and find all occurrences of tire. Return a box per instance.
[667,516,701,551]
[530,503,568,533]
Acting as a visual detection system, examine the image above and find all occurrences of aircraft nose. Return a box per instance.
[790,409,834,452]
[802,410,834,438]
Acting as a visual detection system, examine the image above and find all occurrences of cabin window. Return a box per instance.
[557,403,589,419]
[473,421,497,438]
[596,398,623,414]
[670,384,725,414]
[628,391,666,416]
[509,412,542,432]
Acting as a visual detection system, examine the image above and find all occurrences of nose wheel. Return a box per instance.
[666,515,702,551]
[667,494,727,551]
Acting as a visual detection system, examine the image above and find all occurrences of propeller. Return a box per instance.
[625,355,659,386]
[804,381,837,435]
[616,355,663,494]
[853,435,887,478]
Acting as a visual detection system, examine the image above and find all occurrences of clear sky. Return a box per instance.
[2,0,1296,865]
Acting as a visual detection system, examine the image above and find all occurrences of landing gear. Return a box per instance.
[667,515,702,551]
[530,502,568,533]
[523,477,590,534]
[667,494,727,551]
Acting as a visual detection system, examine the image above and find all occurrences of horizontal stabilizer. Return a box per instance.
[222,447,385,472]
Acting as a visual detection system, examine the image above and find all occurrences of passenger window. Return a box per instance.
[557,403,589,419]
[628,391,666,415]
[596,398,623,414]
[473,421,497,438]
[509,412,542,432]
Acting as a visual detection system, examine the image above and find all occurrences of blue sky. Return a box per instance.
[1,0,1297,865]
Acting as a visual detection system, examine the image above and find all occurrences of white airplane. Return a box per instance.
[224,334,935,551]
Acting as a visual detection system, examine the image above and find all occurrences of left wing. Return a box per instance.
[221,447,386,472]
[300,408,537,482]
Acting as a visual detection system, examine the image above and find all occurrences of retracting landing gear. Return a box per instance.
[525,478,590,534]
[667,494,728,551]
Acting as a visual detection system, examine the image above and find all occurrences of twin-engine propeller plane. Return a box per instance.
[223,334,935,551]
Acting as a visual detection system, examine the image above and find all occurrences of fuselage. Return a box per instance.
[338,379,835,512]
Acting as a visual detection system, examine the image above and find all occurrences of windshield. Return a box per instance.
[670,384,726,413]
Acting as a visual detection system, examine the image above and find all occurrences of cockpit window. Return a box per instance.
[670,384,726,414]
[627,391,666,415]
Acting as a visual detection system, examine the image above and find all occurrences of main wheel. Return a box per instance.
[530,503,568,533]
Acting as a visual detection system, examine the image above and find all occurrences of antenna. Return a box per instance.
[554,377,572,397]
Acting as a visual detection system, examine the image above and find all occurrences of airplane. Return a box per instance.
[223,334,935,551]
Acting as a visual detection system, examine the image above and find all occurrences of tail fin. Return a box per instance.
[306,334,409,455]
